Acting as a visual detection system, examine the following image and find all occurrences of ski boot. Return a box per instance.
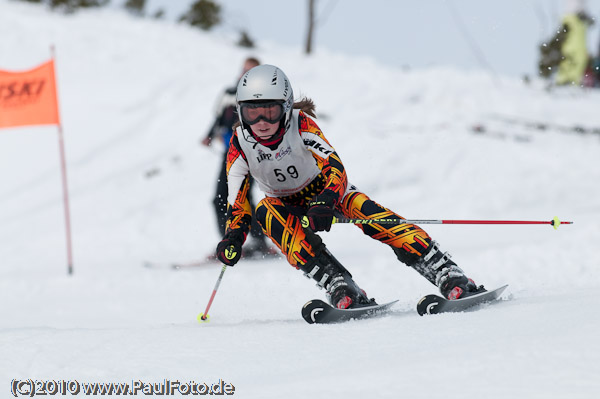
[301,247,376,309]
[395,240,485,300]
[440,276,484,300]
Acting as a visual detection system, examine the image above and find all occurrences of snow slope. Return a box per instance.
[1,2,599,398]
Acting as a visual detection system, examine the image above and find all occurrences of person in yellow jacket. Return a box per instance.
[214,65,485,310]
[556,3,594,85]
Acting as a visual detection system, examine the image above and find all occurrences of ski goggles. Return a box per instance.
[239,101,285,125]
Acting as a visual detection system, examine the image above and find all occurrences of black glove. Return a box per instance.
[216,230,244,266]
[306,190,338,232]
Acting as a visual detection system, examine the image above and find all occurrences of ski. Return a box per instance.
[488,114,600,135]
[471,124,533,142]
[301,299,398,324]
[416,285,508,316]
[143,258,217,270]
[473,116,600,140]
[143,250,282,270]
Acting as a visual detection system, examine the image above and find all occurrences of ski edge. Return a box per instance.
[417,284,509,316]
[301,299,399,324]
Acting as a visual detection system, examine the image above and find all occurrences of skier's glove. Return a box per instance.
[306,190,338,232]
[216,230,244,266]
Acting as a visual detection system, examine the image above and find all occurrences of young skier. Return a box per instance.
[215,64,484,309]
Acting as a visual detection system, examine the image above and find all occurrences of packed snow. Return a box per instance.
[1,2,599,398]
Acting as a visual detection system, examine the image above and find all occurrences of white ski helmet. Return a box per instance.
[236,65,294,141]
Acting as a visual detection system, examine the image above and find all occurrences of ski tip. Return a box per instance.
[495,284,509,297]
[197,313,210,324]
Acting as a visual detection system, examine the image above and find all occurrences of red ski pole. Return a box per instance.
[302,216,573,230]
[197,264,227,323]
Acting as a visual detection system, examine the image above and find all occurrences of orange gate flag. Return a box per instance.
[0,60,61,128]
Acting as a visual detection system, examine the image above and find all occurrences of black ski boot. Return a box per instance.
[300,247,375,309]
[395,241,485,300]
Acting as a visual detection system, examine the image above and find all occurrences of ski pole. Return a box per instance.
[197,264,228,323]
[303,216,572,230]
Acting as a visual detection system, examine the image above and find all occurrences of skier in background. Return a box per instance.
[556,0,594,85]
[202,57,274,257]
[215,65,485,310]
[585,19,600,87]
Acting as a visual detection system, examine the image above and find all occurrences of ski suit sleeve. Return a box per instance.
[299,112,348,203]
[223,132,252,241]
[207,87,237,139]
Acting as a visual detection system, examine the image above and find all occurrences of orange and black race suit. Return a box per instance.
[223,110,432,269]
